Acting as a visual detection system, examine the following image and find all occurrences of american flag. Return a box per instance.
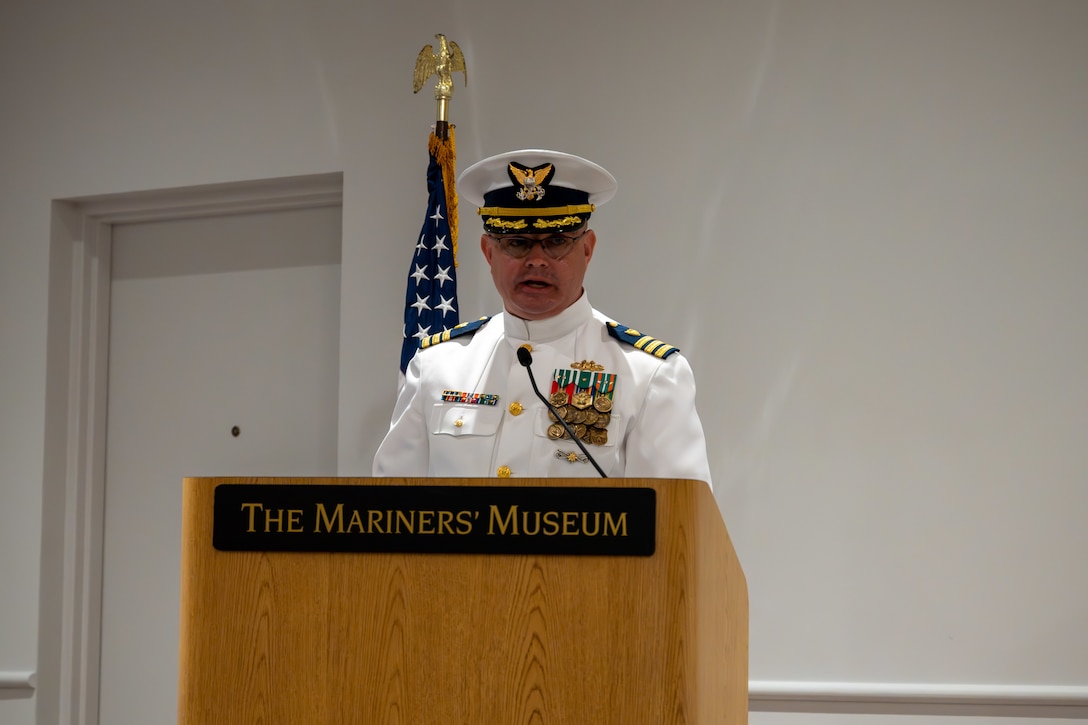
[401,131,460,373]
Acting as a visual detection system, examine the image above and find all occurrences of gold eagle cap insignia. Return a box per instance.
[413,34,468,94]
[509,164,552,189]
[510,163,553,201]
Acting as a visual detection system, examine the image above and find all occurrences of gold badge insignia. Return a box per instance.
[509,163,553,202]
[556,450,590,464]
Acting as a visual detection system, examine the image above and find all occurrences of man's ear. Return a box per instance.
[582,229,597,264]
[480,234,493,264]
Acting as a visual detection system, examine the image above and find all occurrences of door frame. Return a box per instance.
[38,173,343,725]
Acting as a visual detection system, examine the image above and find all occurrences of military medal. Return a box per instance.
[570,391,592,410]
[549,363,617,447]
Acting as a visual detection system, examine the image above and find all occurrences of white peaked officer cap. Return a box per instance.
[458,149,617,234]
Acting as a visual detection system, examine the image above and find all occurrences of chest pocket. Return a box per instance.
[430,403,503,437]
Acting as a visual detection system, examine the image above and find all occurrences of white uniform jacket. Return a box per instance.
[373,294,712,485]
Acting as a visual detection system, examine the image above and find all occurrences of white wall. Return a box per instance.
[2,0,1086,723]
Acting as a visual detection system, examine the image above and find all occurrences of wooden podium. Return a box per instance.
[178,477,748,724]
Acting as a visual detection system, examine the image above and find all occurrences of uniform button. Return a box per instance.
[508,401,523,416]
[496,466,511,478]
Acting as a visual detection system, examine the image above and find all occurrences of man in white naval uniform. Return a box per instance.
[373,149,711,485]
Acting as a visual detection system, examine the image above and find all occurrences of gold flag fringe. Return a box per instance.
[429,127,458,267]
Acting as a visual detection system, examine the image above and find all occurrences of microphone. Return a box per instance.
[516,345,608,478]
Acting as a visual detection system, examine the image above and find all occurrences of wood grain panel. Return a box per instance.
[179,477,747,724]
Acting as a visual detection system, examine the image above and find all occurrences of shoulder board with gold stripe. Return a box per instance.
[419,316,492,350]
[606,321,680,359]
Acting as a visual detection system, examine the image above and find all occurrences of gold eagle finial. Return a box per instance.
[413,34,467,110]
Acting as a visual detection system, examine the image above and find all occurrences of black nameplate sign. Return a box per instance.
[212,484,655,556]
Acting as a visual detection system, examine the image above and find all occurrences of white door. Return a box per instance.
[98,205,341,724]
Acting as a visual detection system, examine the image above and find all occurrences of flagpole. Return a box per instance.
[401,34,467,373]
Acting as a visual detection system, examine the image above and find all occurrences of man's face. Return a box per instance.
[481,228,597,321]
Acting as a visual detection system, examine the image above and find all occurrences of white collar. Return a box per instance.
[502,292,593,343]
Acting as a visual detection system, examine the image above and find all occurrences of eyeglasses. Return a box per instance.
[486,229,588,260]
